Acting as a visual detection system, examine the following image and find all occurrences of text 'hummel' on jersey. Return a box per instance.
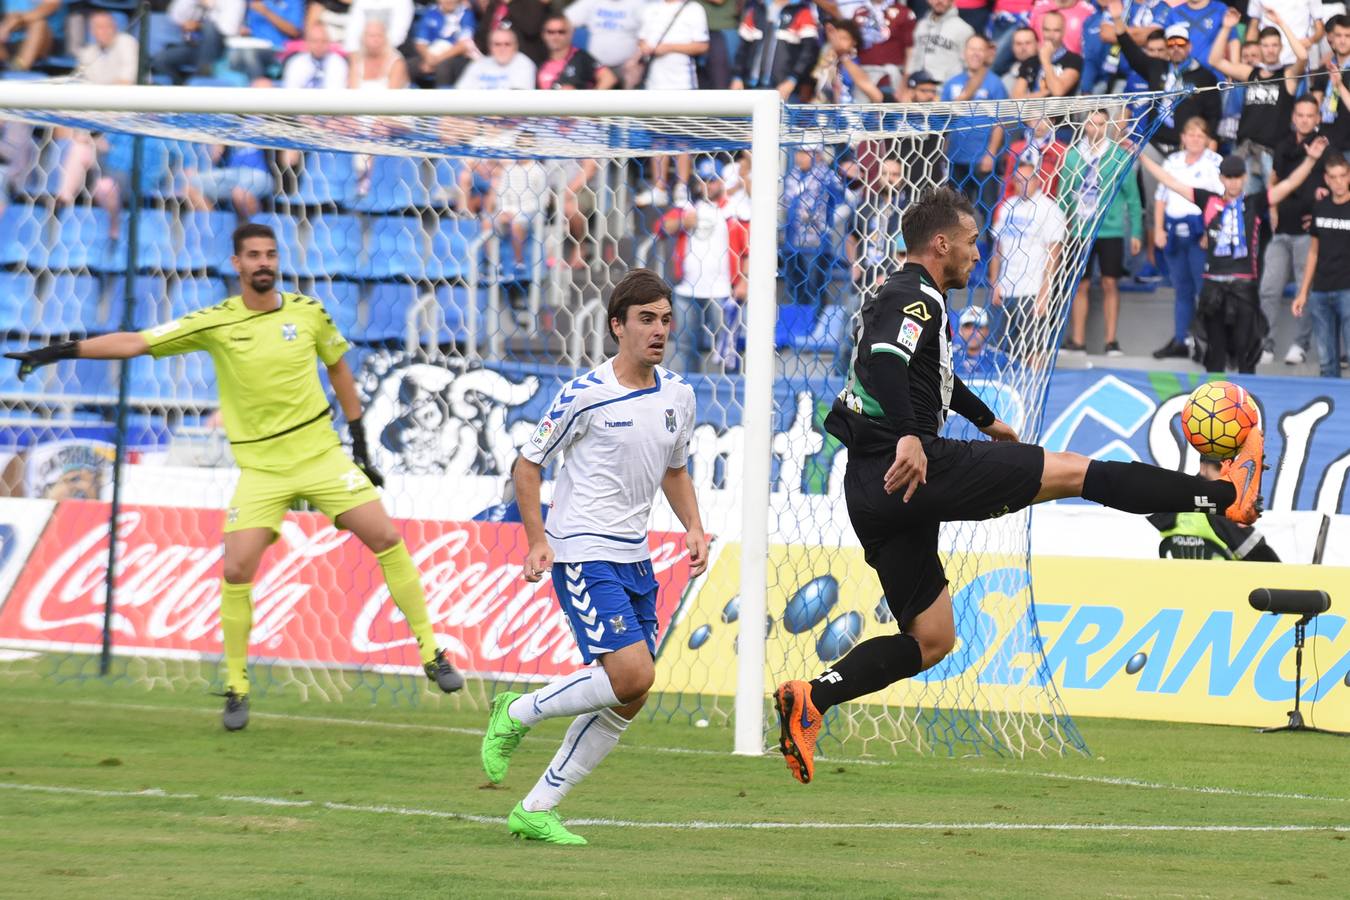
[520,359,696,564]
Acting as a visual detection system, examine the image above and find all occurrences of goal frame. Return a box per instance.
[0,83,781,755]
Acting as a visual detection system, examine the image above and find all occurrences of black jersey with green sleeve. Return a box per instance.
[825,263,992,455]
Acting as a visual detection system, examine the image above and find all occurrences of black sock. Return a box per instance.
[808,634,923,713]
[1082,460,1236,515]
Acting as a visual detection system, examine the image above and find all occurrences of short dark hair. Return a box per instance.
[544,12,568,27]
[1294,95,1319,111]
[1329,13,1350,32]
[607,268,672,339]
[1324,153,1350,172]
[232,222,276,254]
[900,186,976,253]
[1013,25,1036,39]
[1145,28,1165,43]
[1258,26,1282,41]
[830,17,863,48]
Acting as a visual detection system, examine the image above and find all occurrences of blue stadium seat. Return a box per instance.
[436,284,487,344]
[47,207,111,271]
[106,208,177,273]
[774,304,817,349]
[428,217,482,281]
[252,213,302,275]
[291,152,356,208]
[0,203,50,268]
[300,213,363,278]
[22,138,70,201]
[172,276,227,319]
[362,282,417,343]
[127,355,173,401]
[430,157,463,204]
[177,351,218,402]
[308,280,362,339]
[119,275,170,330]
[43,274,106,334]
[68,358,117,398]
[0,272,37,333]
[353,156,430,213]
[363,217,426,280]
[160,140,215,199]
[799,305,852,352]
[181,210,235,272]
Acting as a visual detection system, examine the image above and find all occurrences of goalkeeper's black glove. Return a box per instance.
[4,340,80,380]
[349,416,385,488]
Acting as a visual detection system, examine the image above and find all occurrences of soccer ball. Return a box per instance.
[1180,381,1259,459]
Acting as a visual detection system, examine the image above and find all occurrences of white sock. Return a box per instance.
[521,708,630,813]
[509,666,619,728]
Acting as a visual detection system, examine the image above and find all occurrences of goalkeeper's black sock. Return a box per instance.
[1081,460,1236,515]
[808,634,923,714]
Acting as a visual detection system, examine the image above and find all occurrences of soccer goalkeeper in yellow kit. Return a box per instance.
[5,223,463,730]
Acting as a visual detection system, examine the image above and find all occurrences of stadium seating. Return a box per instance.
[774,304,817,349]
[428,216,483,281]
[121,275,170,331]
[181,210,235,272]
[352,157,430,213]
[363,217,427,280]
[109,208,177,272]
[362,282,418,344]
[0,272,37,333]
[43,273,106,335]
[290,152,357,208]
[436,283,485,344]
[0,204,51,268]
[171,276,228,319]
[47,207,112,271]
[308,280,362,339]
[300,214,363,279]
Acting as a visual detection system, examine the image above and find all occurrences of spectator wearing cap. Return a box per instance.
[816,18,884,103]
[75,11,138,85]
[988,148,1067,357]
[1059,108,1142,356]
[413,0,478,88]
[456,25,535,88]
[1148,116,1221,360]
[565,0,644,77]
[1159,0,1226,77]
[1029,0,1093,54]
[1142,136,1330,372]
[1095,0,1169,90]
[538,14,616,89]
[474,0,551,65]
[953,305,1010,378]
[0,0,61,72]
[943,34,1007,221]
[731,0,820,98]
[1105,0,1220,157]
[662,158,745,373]
[1011,9,1081,97]
[908,0,973,84]
[897,70,948,181]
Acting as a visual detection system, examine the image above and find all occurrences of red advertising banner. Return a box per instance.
[0,501,693,679]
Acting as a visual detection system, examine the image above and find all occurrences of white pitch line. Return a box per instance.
[969,768,1350,804]
[9,696,1347,805]
[1,781,1346,833]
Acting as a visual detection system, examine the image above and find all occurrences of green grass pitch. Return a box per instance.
[2,662,1348,898]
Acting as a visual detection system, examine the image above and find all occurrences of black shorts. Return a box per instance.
[844,436,1045,628]
[1087,237,1125,279]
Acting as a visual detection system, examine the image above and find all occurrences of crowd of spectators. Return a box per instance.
[4,0,1350,378]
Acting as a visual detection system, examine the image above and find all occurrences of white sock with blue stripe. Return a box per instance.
[522,708,630,812]
[509,665,620,728]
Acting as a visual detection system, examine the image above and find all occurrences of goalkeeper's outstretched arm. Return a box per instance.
[4,332,149,380]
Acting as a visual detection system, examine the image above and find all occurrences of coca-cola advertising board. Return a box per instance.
[0,501,694,679]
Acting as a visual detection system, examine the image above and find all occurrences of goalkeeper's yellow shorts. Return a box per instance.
[225,446,381,535]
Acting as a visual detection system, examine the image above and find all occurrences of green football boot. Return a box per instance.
[508,802,587,846]
[481,691,529,784]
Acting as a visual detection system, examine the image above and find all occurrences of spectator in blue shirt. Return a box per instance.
[942,34,1007,225]
[414,0,478,87]
[1161,0,1227,76]
[952,304,1010,379]
[233,0,305,80]
[185,144,275,220]
[782,146,847,308]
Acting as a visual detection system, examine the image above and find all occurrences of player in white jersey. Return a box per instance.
[480,269,708,846]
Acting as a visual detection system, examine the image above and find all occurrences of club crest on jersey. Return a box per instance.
[898,318,922,352]
[609,615,627,634]
[902,301,931,321]
[665,408,676,433]
[281,323,298,341]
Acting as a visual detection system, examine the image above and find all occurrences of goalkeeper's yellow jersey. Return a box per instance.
[141,292,350,472]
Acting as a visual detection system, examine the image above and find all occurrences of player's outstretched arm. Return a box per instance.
[326,357,384,488]
[661,466,708,576]
[511,457,553,583]
[4,332,150,380]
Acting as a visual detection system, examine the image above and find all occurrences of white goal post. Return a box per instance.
[0,83,783,756]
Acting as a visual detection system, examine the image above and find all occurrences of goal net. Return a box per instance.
[0,85,1174,757]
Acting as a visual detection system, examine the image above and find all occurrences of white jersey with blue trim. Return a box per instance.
[520,358,696,563]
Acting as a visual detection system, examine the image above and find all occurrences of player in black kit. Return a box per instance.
[772,187,1266,785]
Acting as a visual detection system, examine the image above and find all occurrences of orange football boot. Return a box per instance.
[1218,422,1265,525]
[773,680,823,785]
